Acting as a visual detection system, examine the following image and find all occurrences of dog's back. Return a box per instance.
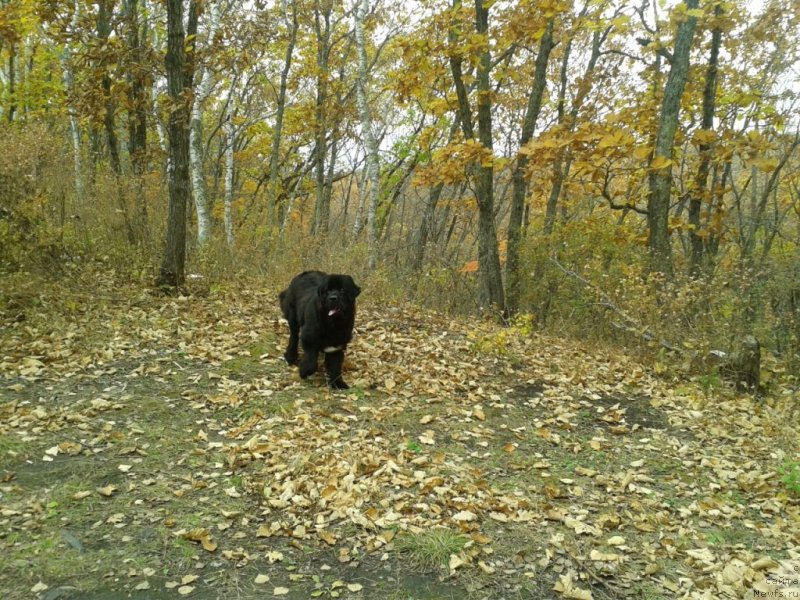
[279,271,326,319]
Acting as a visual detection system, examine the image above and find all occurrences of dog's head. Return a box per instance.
[318,274,361,318]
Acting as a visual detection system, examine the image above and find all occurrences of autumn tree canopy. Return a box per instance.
[1,0,799,358]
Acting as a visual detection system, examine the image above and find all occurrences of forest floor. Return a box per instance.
[1,263,799,600]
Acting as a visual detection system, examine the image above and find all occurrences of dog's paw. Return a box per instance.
[284,351,298,365]
[329,378,349,390]
[298,363,317,379]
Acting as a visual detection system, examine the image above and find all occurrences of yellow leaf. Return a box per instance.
[693,129,716,145]
[318,529,337,545]
[751,157,778,172]
[597,134,620,150]
[96,484,118,497]
[448,553,466,572]
[650,155,672,170]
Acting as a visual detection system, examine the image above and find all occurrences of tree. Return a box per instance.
[96,0,121,176]
[189,0,222,248]
[646,0,700,279]
[687,2,722,276]
[157,0,197,289]
[312,0,333,235]
[505,17,554,315]
[125,0,148,177]
[354,0,381,269]
[267,0,299,232]
[449,0,505,313]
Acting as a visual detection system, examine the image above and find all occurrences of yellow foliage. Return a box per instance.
[650,155,673,170]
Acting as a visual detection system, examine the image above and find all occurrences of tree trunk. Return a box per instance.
[646,0,699,279]
[473,0,505,312]
[61,0,84,204]
[448,0,504,312]
[312,0,332,236]
[505,18,554,315]
[7,43,16,122]
[688,3,722,277]
[411,120,460,272]
[96,0,121,175]
[355,0,381,269]
[267,0,298,229]
[545,20,606,234]
[157,0,196,289]
[125,0,148,176]
[189,0,221,247]
[223,114,235,249]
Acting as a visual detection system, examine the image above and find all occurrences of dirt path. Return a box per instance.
[1,268,798,599]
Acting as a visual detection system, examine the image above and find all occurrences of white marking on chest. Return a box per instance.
[323,346,343,353]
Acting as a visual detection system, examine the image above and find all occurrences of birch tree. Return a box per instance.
[267,0,298,230]
[312,0,333,235]
[223,114,235,248]
[354,0,381,268]
[61,0,84,204]
[189,0,222,247]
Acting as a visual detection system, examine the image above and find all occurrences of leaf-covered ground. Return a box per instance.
[1,266,798,600]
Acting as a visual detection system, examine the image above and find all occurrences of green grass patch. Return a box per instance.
[395,528,468,572]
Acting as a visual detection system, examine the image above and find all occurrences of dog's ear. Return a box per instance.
[344,276,361,298]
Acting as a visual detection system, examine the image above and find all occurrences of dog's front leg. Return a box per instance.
[298,346,319,379]
[324,350,348,389]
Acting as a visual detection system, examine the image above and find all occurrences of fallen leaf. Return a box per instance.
[96,484,118,497]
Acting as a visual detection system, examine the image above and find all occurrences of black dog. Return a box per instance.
[279,271,361,389]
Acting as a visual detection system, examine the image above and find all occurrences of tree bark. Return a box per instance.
[472,0,505,312]
[448,0,505,312]
[96,0,121,175]
[61,0,84,204]
[355,0,381,269]
[223,114,235,249]
[411,120,460,272]
[505,18,554,315]
[267,0,298,230]
[646,0,700,279]
[7,42,16,122]
[157,0,196,289]
[544,16,606,234]
[189,0,221,247]
[688,3,722,277]
[312,0,332,235]
[125,0,148,176]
